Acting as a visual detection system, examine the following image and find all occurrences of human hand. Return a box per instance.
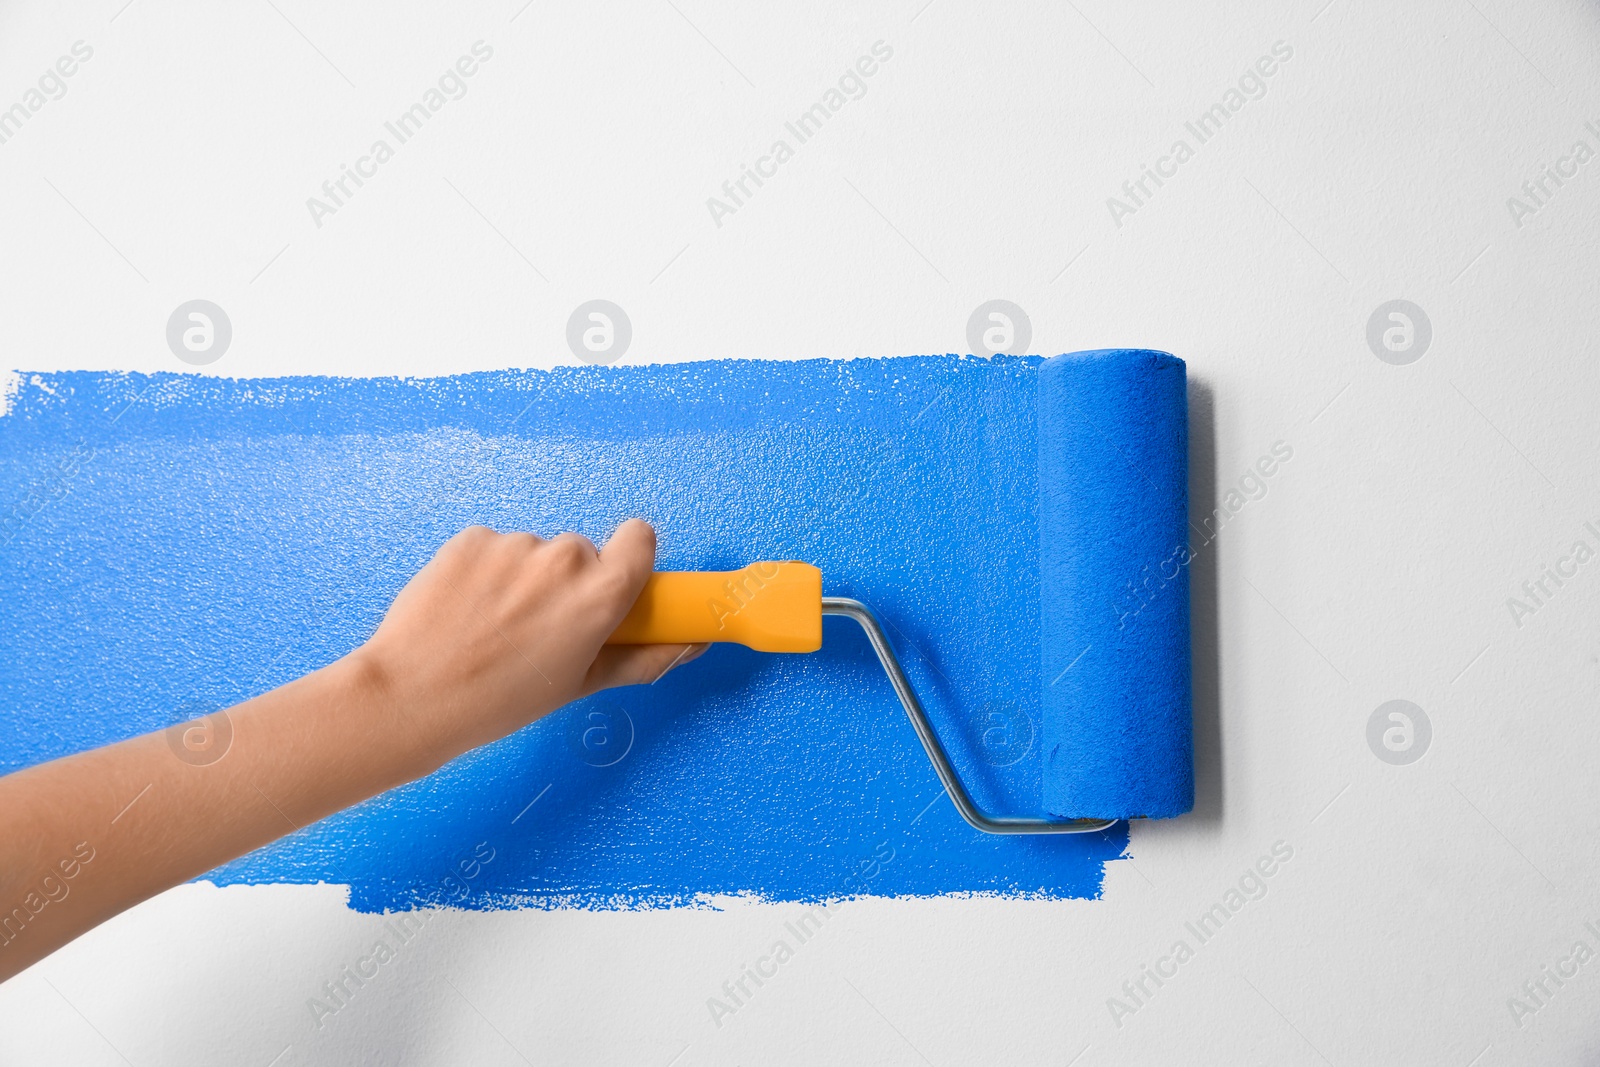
[356,519,707,769]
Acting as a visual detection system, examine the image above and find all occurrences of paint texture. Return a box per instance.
[0,353,1187,911]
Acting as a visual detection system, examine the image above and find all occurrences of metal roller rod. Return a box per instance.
[821,597,1119,836]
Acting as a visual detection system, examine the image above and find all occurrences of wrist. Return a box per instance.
[335,646,462,783]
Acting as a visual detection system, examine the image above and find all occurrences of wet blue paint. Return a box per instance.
[0,357,1141,910]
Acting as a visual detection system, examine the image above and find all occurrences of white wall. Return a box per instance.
[2,0,1599,1062]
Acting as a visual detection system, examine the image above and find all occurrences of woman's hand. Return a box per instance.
[358,519,707,767]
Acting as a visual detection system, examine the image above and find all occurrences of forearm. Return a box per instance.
[0,651,437,981]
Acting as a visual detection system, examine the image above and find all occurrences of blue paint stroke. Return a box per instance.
[0,358,1130,910]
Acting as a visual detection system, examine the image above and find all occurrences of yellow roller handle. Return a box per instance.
[606,562,822,653]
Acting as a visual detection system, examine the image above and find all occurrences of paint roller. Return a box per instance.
[606,349,1193,833]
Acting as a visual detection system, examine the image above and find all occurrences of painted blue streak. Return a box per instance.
[0,357,1131,910]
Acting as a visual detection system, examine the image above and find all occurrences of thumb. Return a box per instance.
[580,643,709,696]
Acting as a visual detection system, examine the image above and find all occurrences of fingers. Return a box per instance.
[437,518,659,642]
[651,641,709,680]
[435,524,498,567]
[581,642,709,696]
[596,518,656,607]
[546,531,596,558]
[599,518,655,577]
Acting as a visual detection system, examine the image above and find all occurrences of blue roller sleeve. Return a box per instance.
[1039,350,1193,819]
